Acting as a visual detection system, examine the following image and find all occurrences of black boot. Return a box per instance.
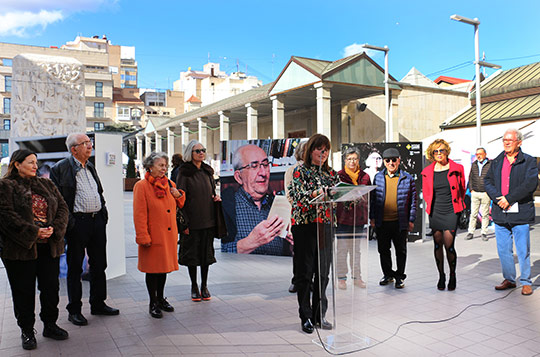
[448,273,456,291]
[43,323,69,340]
[149,302,163,318]
[437,273,446,290]
[21,328,37,350]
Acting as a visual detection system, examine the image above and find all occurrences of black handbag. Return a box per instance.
[167,180,189,232]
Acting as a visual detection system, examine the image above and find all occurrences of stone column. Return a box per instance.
[198,117,208,148]
[219,111,230,141]
[167,127,175,176]
[314,82,332,138]
[271,95,285,139]
[245,103,258,140]
[180,123,189,152]
[145,134,152,155]
[154,131,162,152]
[136,135,143,162]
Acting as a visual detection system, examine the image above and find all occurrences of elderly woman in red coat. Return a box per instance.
[133,152,185,318]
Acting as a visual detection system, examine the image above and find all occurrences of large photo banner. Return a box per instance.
[220,138,307,256]
[341,142,423,241]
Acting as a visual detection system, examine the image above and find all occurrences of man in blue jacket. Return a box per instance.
[370,148,417,289]
[484,128,538,296]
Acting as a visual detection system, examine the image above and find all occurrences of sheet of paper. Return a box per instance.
[504,202,519,213]
[268,195,292,237]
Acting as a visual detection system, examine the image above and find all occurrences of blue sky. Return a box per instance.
[1,0,539,90]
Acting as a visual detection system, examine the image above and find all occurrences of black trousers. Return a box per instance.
[376,220,408,280]
[2,244,60,330]
[292,223,332,323]
[65,212,107,314]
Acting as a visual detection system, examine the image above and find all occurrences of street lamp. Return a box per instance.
[450,14,484,146]
[361,43,391,142]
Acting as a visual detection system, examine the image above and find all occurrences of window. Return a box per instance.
[3,119,10,130]
[117,106,130,119]
[94,122,105,131]
[5,76,12,92]
[95,82,103,97]
[2,59,12,67]
[3,98,10,114]
[94,102,104,117]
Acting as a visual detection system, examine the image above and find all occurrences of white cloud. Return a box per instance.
[0,10,63,37]
[0,0,117,37]
[342,43,378,58]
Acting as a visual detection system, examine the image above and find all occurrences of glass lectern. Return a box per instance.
[311,185,376,353]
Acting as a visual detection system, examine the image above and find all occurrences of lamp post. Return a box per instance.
[361,44,391,142]
[450,14,484,146]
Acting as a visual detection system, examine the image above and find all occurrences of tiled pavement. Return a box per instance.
[0,192,539,356]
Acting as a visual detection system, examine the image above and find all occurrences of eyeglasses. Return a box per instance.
[502,139,518,143]
[192,148,206,154]
[432,149,447,155]
[74,139,93,147]
[384,158,398,163]
[237,158,270,171]
[345,157,359,162]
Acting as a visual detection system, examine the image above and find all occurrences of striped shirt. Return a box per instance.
[73,158,102,213]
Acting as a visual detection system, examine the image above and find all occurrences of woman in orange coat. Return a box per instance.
[133,152,185,318]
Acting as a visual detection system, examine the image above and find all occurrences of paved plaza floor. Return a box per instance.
[1,192,539,356]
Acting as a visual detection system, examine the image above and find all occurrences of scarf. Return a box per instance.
[145,172,169,198]
[344,166,360,185]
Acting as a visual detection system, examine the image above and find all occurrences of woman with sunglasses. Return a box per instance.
[288,134,339,334]
[0,150,69,350]
[421,139,465,291]
[176,140,220,302]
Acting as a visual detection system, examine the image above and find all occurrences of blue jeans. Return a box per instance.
[494,223,531,286]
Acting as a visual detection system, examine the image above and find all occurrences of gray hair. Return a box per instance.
[183,139,203,162]
[142,152,168,171]
[343,147,360,160]
[294,142,306,161]
[232,144,264,171]
[504,128,523,141]
[476,147,486,154]
[65,133,83,151]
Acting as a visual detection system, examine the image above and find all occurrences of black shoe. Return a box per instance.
[315,318,333,330]
[395,278,405,289]
[158,298,174,312]
[91,304,119,316]
[68,312,88,326]
[201,286,211,301]
[21,329,37,350]
[448,274,456,291]
[465,233,473,240]
[482,234,489,241]
[379,276,394,286]
[43,323,69,340]
[301,319,314,334]
[191,286,201,302]
[149,302,163,318]
[288,284,297,293]
[437,273,446,290]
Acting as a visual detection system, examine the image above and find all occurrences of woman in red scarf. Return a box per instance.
[133,152,185,318]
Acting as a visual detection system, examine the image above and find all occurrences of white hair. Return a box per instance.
[504,128,523,141]
[183,139,203,162]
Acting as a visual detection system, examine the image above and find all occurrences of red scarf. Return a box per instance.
[145,172,168,198]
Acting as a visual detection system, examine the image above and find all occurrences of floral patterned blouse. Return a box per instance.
[288,163,339,225]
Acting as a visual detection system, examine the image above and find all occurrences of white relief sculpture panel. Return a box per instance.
[11,54,86,138]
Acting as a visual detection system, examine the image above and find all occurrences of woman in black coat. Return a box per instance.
[0,150,69,350]
[176,140,220,302]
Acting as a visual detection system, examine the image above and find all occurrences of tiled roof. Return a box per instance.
[186,95,201,103]
[434,76,471,85]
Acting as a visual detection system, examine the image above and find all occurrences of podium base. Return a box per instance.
[313,332,373,353]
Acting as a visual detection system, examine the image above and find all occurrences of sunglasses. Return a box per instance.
[384,158,398,163]
[432,149,447,155]
[192,148,206,154]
